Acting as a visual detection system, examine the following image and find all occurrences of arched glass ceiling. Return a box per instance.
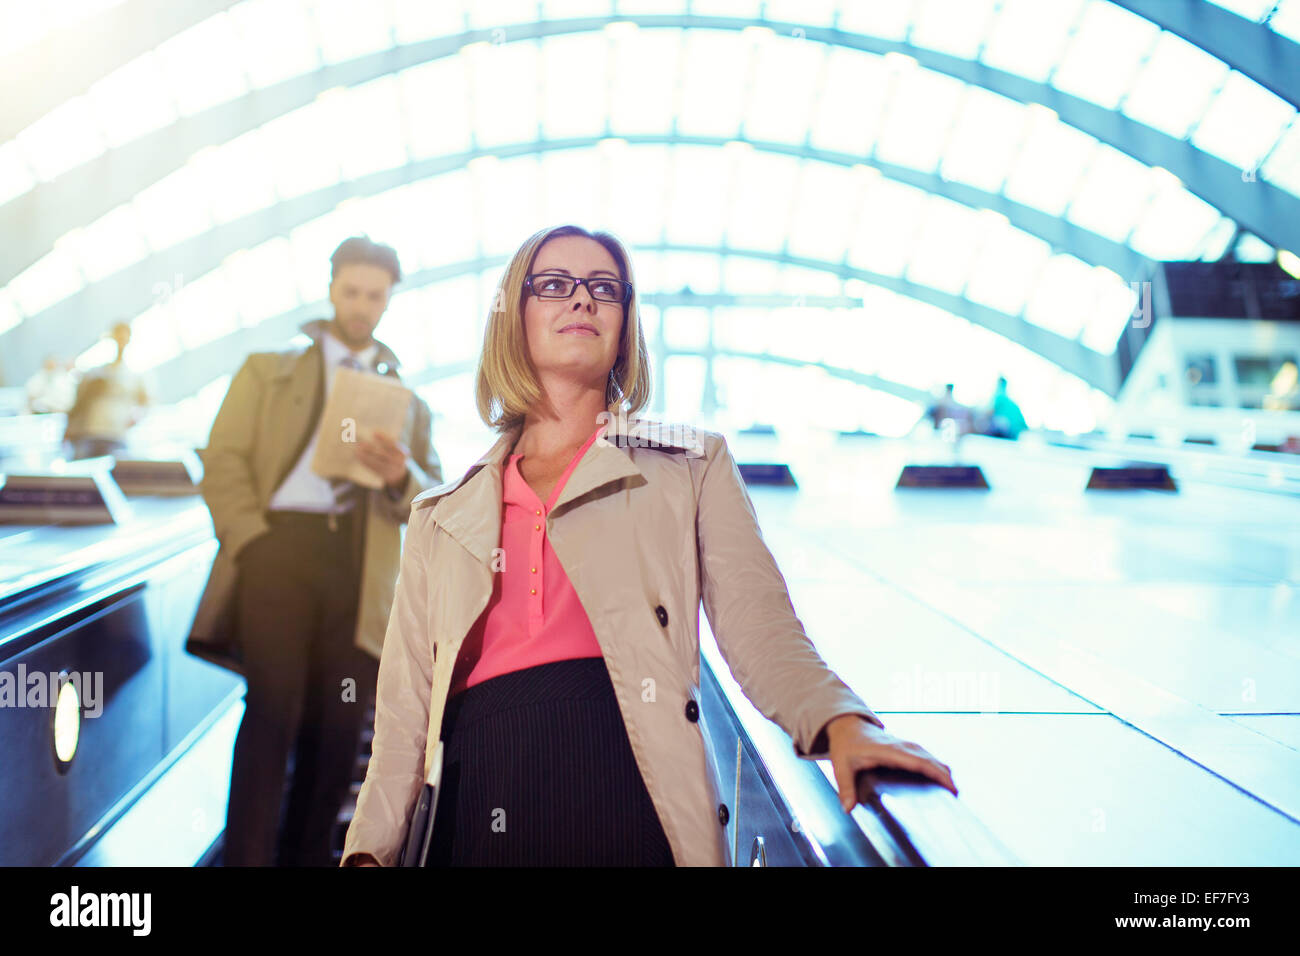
[1,0,1297,429]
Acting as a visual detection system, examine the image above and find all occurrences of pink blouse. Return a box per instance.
[448,424,607,697]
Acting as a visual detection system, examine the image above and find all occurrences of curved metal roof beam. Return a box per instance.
[136,243,1113,406]
[4,14,1290,281]
[1110,0,1300,109]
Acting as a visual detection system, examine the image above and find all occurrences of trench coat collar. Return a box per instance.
[424,409,701,568]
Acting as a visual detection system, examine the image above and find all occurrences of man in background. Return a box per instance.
[188,236,442,866]
[63,322,152,458]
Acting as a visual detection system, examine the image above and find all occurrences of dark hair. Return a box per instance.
[330,236,401,285]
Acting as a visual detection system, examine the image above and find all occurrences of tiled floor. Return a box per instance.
[727,432,1300,865]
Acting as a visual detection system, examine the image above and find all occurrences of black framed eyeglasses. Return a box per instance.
[524,273,632,304]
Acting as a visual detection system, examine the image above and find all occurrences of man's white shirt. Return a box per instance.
[267,329,379,513]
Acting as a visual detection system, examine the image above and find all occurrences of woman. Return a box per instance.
[342,224,956,867]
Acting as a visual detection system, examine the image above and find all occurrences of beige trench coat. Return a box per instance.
[341,413,884,867]
[186,319,442,673]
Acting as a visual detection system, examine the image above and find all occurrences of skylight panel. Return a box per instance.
[8,245,83,316]
[14,95,105,182]
[744,34,826,144]
[259,102,343,200]
[719,256,782,294]
[87,52,176,148]
[120,301,182,371]
[845,178,930,278]
[400,59,474,158]
[660,252,722,297]
[724,151,806,253]
[1261,116,1300,196]
[223,238,298,327]
[540,0,615,18]
[687,0,760,17]
[1079,267,1140,353]
[391,0,468,43]
[938,87,1027,192]
[1191,71,1296,173]
[1120,31,1229,139]
[762,0,837,23]
[1023,253,1097,338]
[712,307,767,354]
[153,12,249,117]
[540,150,603,228]
[677,30,747,139]
[1126,177,1222,261]
[601,144,669,246]
[232,0,323,87]
[1271,0,1300,43]
[537,33,605,141]
[908,0,999,60]
[662,304,711,351]
[1049,0,1158,110]
[331,77,408,179]
[74,204,149,282]
[192,129,277,226]
[172,268,241,350]
[470,39,540,145]
[132,164,212,250]
[874,65,966,172]
[808,48,890,156]
[786,162,866,264]
[665,147,730,246]
[963,219,1052,316]
[312,0,395,64]
[1064,142,1153,242]
[1002,111,1096,215]
[608,30,680,136]
[465,0,537,29]
[979,0,1085,82]
[1195,215,1239,260]
[773,262,841,297]
[476,155,543,256]
[905,194,984,296]
[836,0,920,41]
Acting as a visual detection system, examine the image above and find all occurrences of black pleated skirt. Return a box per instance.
[424,657,676,867]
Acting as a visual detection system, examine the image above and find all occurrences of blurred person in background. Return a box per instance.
[25,354,76,415]
[983,376,1027,440]
[341,224,957,868]
[62,322,152,458]
[922,382,974,436]
[187,236,442,867]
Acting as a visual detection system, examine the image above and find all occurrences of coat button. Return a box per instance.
[718,803,729,826]
[655,605,668,627]
[684,699,699,722]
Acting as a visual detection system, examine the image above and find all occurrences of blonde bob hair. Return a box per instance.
[475,224,652,432]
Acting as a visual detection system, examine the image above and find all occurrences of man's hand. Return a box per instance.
[355,429,409,491]
[826,714,957,813]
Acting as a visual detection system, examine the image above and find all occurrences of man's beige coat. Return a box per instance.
[186,319,442,673]
[342,413,883,867]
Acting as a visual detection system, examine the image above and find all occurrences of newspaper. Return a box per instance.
[310,366,413,489]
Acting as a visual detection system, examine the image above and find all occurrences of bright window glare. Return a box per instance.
[5,4,1297,438]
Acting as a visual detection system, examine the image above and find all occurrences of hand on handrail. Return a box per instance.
[825,715,957,813]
